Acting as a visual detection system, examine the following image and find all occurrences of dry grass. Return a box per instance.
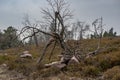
[0,37,120,79]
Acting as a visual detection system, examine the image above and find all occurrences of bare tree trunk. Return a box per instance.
[79,30,83,40]
[33,29,39,47]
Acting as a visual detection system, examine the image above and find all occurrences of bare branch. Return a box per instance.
[49,41,57,60]
[37,37,55,63]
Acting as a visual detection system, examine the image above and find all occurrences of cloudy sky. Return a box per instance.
[0,0,120,34]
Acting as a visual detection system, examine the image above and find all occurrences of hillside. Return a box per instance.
[0,37,120,80]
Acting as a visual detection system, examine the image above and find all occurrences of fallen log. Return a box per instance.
[44,55,79,69]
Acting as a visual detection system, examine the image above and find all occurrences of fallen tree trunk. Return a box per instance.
[44,54,80,69]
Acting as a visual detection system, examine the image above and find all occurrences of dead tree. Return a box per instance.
[87,17,104,57]
[37,11,73,65]
[92,17,104,38]
[19,15,103,70]
[41,0,72,34]
[76,21,90,40]
[22,14,39,47]
[18,11,73,69]
[38,12,102,69]
[18,0,103,70]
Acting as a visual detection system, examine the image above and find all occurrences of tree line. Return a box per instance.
[0,25,117,50]
[0,26,22,50]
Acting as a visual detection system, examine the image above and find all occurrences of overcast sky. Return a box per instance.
[0,0,120,34]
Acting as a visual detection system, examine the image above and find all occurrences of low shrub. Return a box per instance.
[83,65,100,77]
[0,55,7,64]
[103,66,120,80]
[37,67,61,77]
[112,73,120,80]
[98,57,111,71]
[94,52,120,71]
[0,54,16,64]
[7,57,35,76]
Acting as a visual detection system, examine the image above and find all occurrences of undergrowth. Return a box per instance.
[0,37,120,79]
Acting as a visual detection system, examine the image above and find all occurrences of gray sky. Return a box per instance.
[0,0,120,34]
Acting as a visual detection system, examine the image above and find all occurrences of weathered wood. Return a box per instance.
[44,61,66,69]
[44,54,80,69]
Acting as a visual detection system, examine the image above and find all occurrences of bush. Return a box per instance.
[7,57,34,76]
[109,52,120,66]
[0,55,7,64]
[112,73,120,80]
[83,65,100,77]
[98,58,111,71]
[66,63,83,77]
[37,67,61,77]
[0,54,16,65]
[95,52,120,71]
[103,66,120,80]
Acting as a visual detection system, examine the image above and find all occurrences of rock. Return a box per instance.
[20,51,33,59]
